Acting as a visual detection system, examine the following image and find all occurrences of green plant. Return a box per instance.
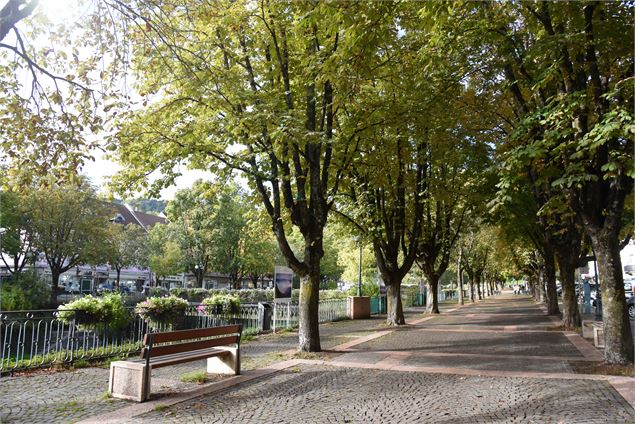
[135,295,189,326]
[199,293,241,316]
[73,359,91,369]
[180,370,207,384]
[149,287,168,297]
[57,293,129,330]
[346,282,379,297]
[241,328,259,342]
[170,287,210,302]
[153,404,168,412]
[0,271,51,310]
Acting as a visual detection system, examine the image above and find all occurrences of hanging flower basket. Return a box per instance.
[135,295,189,327]
[200,294,241,317]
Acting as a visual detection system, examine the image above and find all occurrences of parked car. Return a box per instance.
[97,282,114,293]
[627,295,634,320]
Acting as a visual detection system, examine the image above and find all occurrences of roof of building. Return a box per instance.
[129,209,166,230]
[107,203,166,231]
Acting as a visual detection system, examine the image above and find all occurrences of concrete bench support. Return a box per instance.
[592,322,604,349]
[207,347,240,375]
[109,361,150,402]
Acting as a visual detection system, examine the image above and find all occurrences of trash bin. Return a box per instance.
[259,302,273,331]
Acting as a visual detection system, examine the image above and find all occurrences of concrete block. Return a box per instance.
[109,361,150,402]
[207,347,240,375]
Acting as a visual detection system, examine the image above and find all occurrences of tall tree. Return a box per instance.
[0,190,34,275]
[27,180,111,301]
[108,1,394,351]
[147,224,184,286]
[483,2,633,363]
[104,223,148,287]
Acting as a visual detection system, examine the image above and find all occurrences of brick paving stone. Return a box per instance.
[129,364,635,424]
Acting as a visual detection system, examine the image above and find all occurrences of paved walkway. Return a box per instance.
[1,293,634,423]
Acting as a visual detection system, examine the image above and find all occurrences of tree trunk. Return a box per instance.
[469,280,475,302]
[457,249,464,305]
[543,251,560,315]
[196,270,204,288]
[476,276,482,300]
[426,276,440,314]
[51,270,61,304]
[116,268,121,287]
[555,253,581,328]
[529,274,540,301]
[590,230,634,364]
[458,270,464,306]
[298,261,321,352]
[386,282,405,325]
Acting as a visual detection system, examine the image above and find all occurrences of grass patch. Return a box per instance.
[292,351,321,360]
[153,404,169,412]
[241,329,259,343]
[55,400,83,414]
[569,361,635,377]
[549,325,582,334]
[72,359,91,369]
[180,370,208,384]
[1,341,142,372]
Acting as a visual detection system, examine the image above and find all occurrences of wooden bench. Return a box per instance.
[109,324,242,402]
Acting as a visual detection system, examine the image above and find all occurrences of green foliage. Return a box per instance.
[135,295,189,325]
[123,198,166,215]
[0,271,51,310]
[104,224,148,280]
[147,225,184,282]
[200,293,241,316]
[149,287,168,297]
[346,282,379,298]
[0,191,35,275]
[27,179,113,292]
[170,288,210,303]
[180,371,207,384]
[57,293,129,330]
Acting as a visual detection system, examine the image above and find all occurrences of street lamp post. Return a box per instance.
[354,237,362,297]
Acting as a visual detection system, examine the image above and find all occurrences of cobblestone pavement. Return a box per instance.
[129,364,635,424]
[3,294,635,424]
[354,328,583,358]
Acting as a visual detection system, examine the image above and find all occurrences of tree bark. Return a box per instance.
[555,253,581,328]
[469,280,475,302]
[116,268,121,287]
[51,270,60,304]
[476,276,482,300]
[426,276,440,314]
[589,230,634,364]
[457,247,465,305]
[529,274,540,301]
[298,266,321,352]
[386,282,405,325]
[543,251,560,315]
[458,267,464,306]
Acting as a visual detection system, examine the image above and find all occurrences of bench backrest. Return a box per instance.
[141,324,242,360]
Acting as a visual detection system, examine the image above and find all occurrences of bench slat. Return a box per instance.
[143,325,241,345]
[149,349,230,369]
[143,335,239,359]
